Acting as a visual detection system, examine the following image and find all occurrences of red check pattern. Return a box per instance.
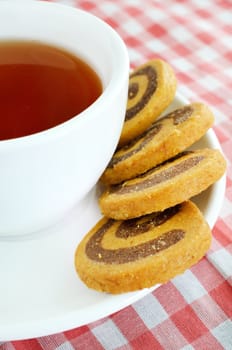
[2,0,232,349]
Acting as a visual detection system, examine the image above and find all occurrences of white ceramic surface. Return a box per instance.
[0,1,129,236]
[0,93,226,341]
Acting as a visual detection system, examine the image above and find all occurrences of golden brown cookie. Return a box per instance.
[75,201,212,294]
[99,148,226,220]
[101,103,214,185]
[119,59,177,146]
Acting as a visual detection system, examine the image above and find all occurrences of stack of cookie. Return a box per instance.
[75,59,226,294]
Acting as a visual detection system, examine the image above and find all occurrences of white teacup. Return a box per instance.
[0,1,129,236]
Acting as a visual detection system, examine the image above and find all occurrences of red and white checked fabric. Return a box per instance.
[2,0,232,349]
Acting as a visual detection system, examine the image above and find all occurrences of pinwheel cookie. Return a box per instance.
[101,103,214,185]
[75,201,212,294]
[99,148,226,220]
[119,58,177,146]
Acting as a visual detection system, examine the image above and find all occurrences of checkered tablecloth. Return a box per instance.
[2,0,232,349]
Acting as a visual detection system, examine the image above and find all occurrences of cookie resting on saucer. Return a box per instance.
[75,201,212,294]
[101,102,214,185]
[119,58,177,146]
[99,148,226,220]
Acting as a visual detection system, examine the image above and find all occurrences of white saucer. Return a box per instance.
[0,93,226,341]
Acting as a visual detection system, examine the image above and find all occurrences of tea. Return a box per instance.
[0,40,102,140]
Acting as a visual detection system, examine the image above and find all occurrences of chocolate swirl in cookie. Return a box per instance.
[109,123,162,168]
[110,154,204,195]
[126,65,157,121]
[85,205,184,264]
[108,105,194,169]
[159,105,193,125]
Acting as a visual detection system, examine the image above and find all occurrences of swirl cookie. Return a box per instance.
[101,103,214,185]
[99,148,226,220]
[119,59,177,146]
[75,201,212,294]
